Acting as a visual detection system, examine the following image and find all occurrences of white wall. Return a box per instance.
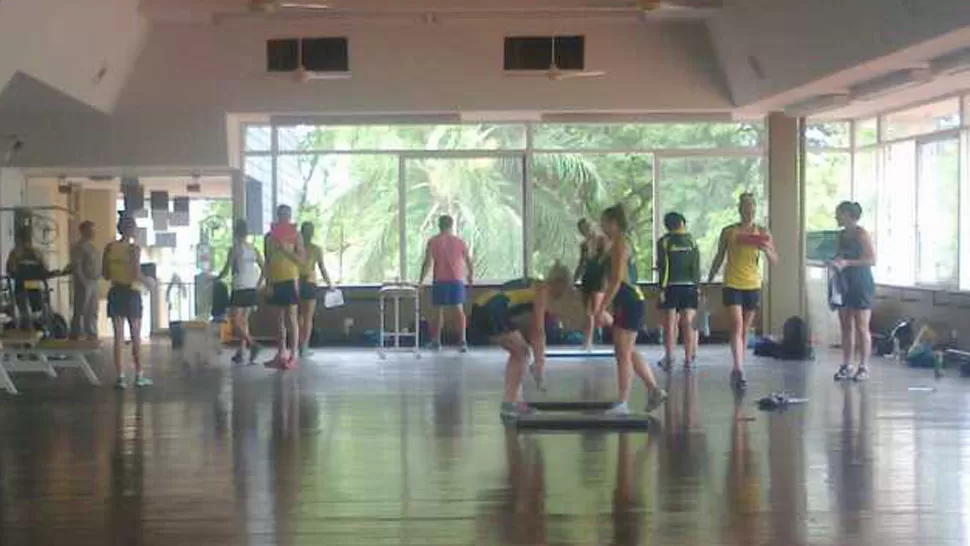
[0,0,148,113]
[0,168,26,262]
[709,0,970,107]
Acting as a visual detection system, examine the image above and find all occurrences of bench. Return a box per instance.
[0,333,102,394]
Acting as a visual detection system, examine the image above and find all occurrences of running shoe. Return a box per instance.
[458,343,469,354]
[231,349,244,364]
[730,369,748,392]
[114,376,127,390]
[605,402,631,416]
[249,344,261,365]
[284,354,300,370]
[834,364,853,381]
[644,388,668,413]
[135,375,153,388]
[852,367,870,382]
[265,352,287,370]
[657,356,673,373]
[684,356,696,370]
[499,401,534,420]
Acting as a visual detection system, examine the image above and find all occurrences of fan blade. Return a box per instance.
[279,2,331,10]
[551,70,606,81]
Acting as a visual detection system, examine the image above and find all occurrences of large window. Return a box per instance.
[658,156,764,278]
[811,94,970,291]
[243,121,766,284]
[916,138,960,287]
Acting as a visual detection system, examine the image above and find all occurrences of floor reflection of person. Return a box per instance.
[476,429,548,545]
[612,432,651,546]
[723,394,761,546]
[830,384,874,543]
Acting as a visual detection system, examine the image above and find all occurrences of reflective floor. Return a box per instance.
[1,345,969,545]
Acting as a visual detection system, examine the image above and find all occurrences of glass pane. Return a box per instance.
[659,156,765,279]
[916,139,960,287]
[806,122,850,148]
[532,153,654,281]
[278,154,400,284]
[855,118,878,147]
[533,123,763,150]
[853,150,879,246]
[244,125,272,152]
[877,142,916,285]
[277,124,526,152]
[405,157,523,282]
[805,152,851,232]
[882,98,961,141]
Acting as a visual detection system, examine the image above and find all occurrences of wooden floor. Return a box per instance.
[0,344,968,545]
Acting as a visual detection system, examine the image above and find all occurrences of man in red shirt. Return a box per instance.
[419,215,473,352]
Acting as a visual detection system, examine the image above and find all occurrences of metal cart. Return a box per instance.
[378,283,421,359]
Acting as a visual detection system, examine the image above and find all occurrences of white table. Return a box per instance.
[378,284,421,359]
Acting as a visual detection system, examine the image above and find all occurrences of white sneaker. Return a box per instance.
[605,402,630,416]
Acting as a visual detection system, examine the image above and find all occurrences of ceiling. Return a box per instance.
[138,0,722,22]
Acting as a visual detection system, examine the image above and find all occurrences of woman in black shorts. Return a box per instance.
[831,201,876,382]
[573,219,613,349]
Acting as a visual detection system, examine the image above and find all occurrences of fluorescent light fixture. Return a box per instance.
[849,68,934,102]
[931,47,970,77]
[783,94,851,117]
[460,111,542,122]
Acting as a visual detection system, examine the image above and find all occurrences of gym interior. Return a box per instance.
[2,1,970,544]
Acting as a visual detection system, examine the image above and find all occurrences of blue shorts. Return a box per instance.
[107,285,142,320]
[271,281,299,307]
[723,288,761,311]
[432,281,466,306]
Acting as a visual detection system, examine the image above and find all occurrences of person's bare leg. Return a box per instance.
[631,347,660,391]
[594,293,613,330]
[238,308,253,348]
[839,309,853,367]
[129,318,142,375]
[299,299,316,350]
[286,305,299,356]
[662,310,676,365]
[456,305,467,345]
[856,309,872,370]
[681,309,697,364]
[614,329,634,403]
[583,294,595,349]
[727,305,744,372]
[434,307,444,346]
[112,317,125,378]
[275,306,287,358]
[498,332,530,402]
[739,310,757,369]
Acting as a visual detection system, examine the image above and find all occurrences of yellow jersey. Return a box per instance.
[104,241,138,286]
[267,237,301,283]
[723,224,764,290]
[474,279,537,314]
[300,244,323,283]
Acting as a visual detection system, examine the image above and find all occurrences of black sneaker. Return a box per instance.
[231,349,244,364]
[834,364,853,381]
[730,369,747,392]
[657,357,673,373]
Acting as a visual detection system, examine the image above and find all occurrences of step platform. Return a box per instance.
[545,349,614,359]
[510,400,652,430]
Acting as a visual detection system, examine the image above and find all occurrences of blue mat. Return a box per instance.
[546,349,614,359]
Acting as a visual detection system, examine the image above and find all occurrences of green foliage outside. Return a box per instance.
[259,122,766,284]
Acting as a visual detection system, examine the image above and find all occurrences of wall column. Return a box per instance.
[231,169,245,220]
[765,112,806,333]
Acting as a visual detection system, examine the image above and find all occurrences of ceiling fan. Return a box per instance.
[633,0,722,15]
[506,38,606,82]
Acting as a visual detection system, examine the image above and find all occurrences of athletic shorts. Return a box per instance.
[432,281,466,306]
[612,284,645,332]
[15,289,44,313]
[230,288,259,309]
[270,280,299,307]
[299,279,318,302]
[659,285,699,311]
[107,285,142,320]
[723,287,761,311]
[470,300,515,338]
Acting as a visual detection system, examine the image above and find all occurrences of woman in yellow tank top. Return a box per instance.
[297,222,332,357]
[708,193,777,391]
[102,212,151,389]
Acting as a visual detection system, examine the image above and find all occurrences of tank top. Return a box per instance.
[105,240,138,286]
[232,242,260,290]
[614,237,643,300]
[836,227,874,290]
[266,228,301,283]
[723,224,764,291]
[474,278,537,317]
[300,243,323,283]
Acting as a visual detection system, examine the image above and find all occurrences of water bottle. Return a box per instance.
[701,310,711,338]
[934,351,945,379]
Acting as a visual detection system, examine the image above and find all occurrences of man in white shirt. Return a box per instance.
[69,221,101,339]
